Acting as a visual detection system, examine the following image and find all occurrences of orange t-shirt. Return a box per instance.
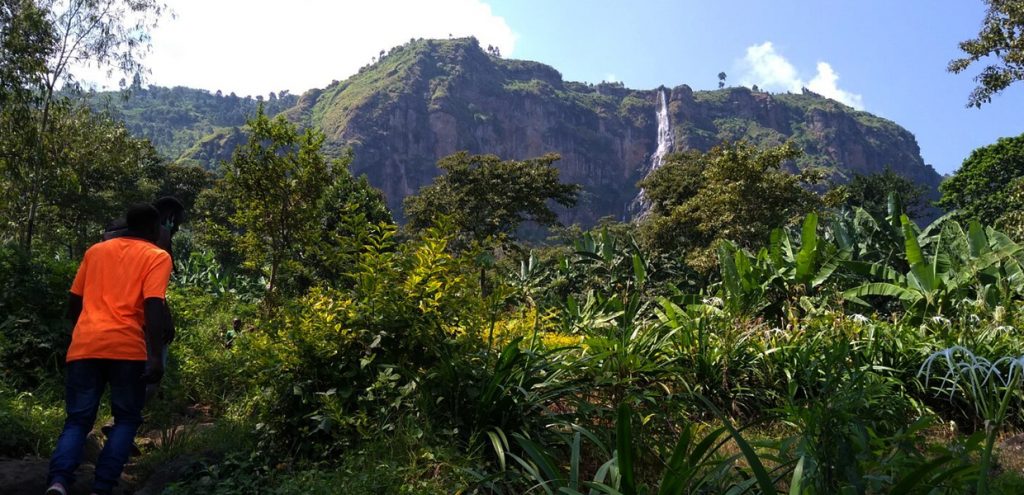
[67,237,172,362]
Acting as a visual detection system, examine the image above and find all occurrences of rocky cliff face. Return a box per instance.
[166,38,940,224]
[292,39,940,222]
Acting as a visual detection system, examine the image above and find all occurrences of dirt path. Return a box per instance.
[0,424,209,495]
[0,458,112,495]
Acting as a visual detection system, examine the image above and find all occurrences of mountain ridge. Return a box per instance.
[90,37,943,224]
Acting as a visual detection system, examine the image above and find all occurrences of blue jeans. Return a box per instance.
[48,359,146,495]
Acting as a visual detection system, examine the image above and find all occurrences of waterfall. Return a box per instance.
[630,88,673,218]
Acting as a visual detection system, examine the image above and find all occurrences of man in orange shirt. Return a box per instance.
[46,204,173,495]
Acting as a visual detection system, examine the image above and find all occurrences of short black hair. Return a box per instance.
[153,196,185,224]
[126,203,160,235]
[153,196,184,214]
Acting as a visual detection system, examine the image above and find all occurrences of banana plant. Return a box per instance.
[769,212,844,294]
[716,212,844,319]
[844,214,1023,320]
[717,239,775,316]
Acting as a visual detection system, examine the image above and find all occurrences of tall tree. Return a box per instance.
[44,104,163,256]
[0,0,52,243]
[0,0,54,105]
[949,0,1024,107]
[638,141,823,271]
[13,0,166,252]
[939,131,1024,224]
[404,151,580,247]
[223,106,333,305]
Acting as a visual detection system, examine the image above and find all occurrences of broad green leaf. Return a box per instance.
[901,214,926,267]
[968,220,990,257]
[844,282,923,304]
[487,429,508,471]
[657,425,693,495]
[841,260,903,282]
[902,214,937,293]
[570,431,582,490]
[795,213,819,283]
[632,254,646,287]
[514,433,565,487]
[886,191,904,228]
[811,255,840,288]
[831,217,854,253]
[888,455,954,494]
[769,228,785,268]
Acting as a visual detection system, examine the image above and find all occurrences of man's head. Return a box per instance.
[126,203,161,242]
[153,196,185,234]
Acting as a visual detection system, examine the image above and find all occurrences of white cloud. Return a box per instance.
[739,42,802,92]
[71,0,517,96]
[738,42,864,110]
[605,73,619,83]
[807,62,864,110]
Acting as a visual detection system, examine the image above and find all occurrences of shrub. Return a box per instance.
[0,246,76,388]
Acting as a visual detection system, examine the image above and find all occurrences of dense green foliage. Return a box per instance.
[0,0,52,104]
[638,141,823,270]
[191,108,392,300]
[404,151,580,246]
[0,0,166,253]
[7,127,1024,493]
[949,0,1024,107]
[222,107,335,303]
[940,132,1024,228]
[827,168,927,219]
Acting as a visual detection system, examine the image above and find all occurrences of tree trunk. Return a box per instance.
[23,82,55,254]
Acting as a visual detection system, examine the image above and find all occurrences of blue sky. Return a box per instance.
[76,0,1022,176]
[484,0,1024,176]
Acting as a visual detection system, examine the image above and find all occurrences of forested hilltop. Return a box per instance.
[86,86,298,161]
[91,38,943,223]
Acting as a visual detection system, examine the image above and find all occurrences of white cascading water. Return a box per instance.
[630,88,673,218]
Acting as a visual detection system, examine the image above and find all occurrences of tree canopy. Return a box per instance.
[939,131,1024,224]
[0,0,53,105]
[195,106,392,303]
[638,141,823,270]
[404,151,580,246]
[949,0,1024,107]
[827,168,927,220]
[0,0,166,253]
[221,107,333,304]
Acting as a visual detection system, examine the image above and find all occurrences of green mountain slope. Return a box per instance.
[86,85,297,160]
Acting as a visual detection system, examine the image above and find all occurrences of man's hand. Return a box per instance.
[141,356,164,384]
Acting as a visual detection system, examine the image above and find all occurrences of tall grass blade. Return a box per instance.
[616,403,637,495]
[695,395,777,495]
[787,455,805,495]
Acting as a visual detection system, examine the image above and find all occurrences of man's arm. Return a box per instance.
[68,250,88,329]
[66,293,83,327]
[141,297,172,383]
[164,301,176,344]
